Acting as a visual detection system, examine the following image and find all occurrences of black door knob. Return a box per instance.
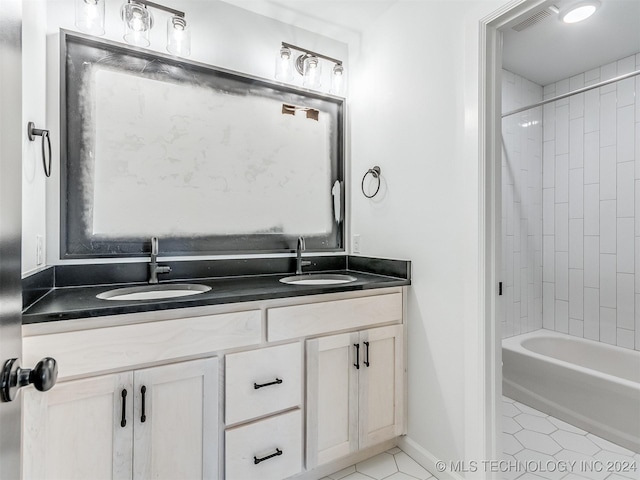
[1,357,58,402]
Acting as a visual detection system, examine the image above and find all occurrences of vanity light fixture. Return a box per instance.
[75,0,106,36]
[119,0,190,56]
[560,0,600,23]
[276,42,345,95]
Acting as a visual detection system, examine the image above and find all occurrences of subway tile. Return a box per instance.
[617,78,635,108]
[584,67,600,86]
[569,219,583,269]
[555,203,569,252]
[584,89,599,133]
[506,235,514,286]
[569,118,584,169]
[514,204,521,251]
[617,105,635,162]
[599,254,617,308]
[505,185,514,235]
[617,273,635,330]
[543,189,555,235]
[569,73,584,91]
[584,288,599,341]
[543,141,555,188]
[514,253,521,302]
[520,267,528,317]
[599,307,616,345]
[569,168,583,219]
[555,154,569,203]
[599,91,616,147]
[617,218,634,274]
[569,269,584,320]
[556,252,569,300]
[543,83,555,101]
[637,181,640,236]
[569,93,584,121]
[599,200,616,254]
[543,282,555,329]
[543,103,555,141]
[543,235,555,282]
[556,105,569,154]
[555,300,569,333]
[617,161,635,218]
[583,132,599,184]
[599,146,616,200]
[636,237,640,294]
[584,184,599,235]
[636,294,640,351]
[556,78,570,105]
[636,77,640,129]
[617,55,636,75]
[617,328,635,350]
[599,61,617,94]
[569,318,584,338]
[584,236,600,288]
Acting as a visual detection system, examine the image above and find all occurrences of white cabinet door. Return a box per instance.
[358,325,404,449]
[23,372,133,480]
[306,331,359,468]
[133,357,219,480]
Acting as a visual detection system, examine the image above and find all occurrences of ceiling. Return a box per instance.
[502,0,640,86]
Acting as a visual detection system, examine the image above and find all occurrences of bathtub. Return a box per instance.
[502,330,640,452]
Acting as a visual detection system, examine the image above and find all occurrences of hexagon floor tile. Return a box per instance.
[327,449,437,480]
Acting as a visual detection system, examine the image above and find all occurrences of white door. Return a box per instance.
[22,373,134,480]
[306,331,359,468]
[358,325,404,449]
[133,357,219,480]
[1,2,26,477]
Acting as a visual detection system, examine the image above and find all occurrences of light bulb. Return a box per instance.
[302,55,321,89]
[122,1,153,47]
[167,16,190,56]
[75,0,105,36]
[331,64,344,95]
[275,46,294,82]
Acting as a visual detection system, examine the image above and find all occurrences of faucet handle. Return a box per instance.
[297,236,305,251]
[151,237,159,256]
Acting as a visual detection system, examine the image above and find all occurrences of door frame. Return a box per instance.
[476,0,551,476]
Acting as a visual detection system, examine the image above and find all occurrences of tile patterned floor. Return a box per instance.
[322,447,437,480]
[502,396,640,480]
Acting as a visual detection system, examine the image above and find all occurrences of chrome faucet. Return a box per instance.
[149,237,172,284]
[296,236,311,275]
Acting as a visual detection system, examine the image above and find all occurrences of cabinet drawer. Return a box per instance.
[225,409,302,480]
[225,342,301,425]
[267,293,403,341]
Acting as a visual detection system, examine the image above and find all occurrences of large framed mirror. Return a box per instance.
[61,31,344,258]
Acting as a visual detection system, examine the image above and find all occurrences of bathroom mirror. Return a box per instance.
[61,31,344,258]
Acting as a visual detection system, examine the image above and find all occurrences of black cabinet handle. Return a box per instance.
[140,385,147,423]
[364,341,370,367]
[120,389,127,427]
[254,378,283,389]
[254,448,283,465]
[353,343,360,369]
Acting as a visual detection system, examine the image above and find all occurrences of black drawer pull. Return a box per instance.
[254,378,283,390]
[364,341,370,367]
[120,389,127,428]
[254,448,283,465]
[353,343,360,369]
[140,385,147,423]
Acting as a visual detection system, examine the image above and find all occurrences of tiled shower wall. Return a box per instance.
[501,70,543,338]
[542,53,640,351]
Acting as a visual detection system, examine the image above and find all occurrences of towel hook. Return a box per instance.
[27,122,52,178]
[361,166,381,198]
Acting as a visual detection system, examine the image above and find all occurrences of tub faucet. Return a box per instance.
[149,237,172,284]
[296,236,311,275]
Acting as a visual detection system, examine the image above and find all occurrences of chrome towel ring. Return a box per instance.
[27,122,52,178]
[361,166,381,198]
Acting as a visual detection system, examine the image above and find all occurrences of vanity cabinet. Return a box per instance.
[305,324,404,468]
[23,357,218,480]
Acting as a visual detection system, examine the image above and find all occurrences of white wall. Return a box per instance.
[350,0,510,472]
[21,0,347,271]
[541,53,640,351]
[501,70,543,339]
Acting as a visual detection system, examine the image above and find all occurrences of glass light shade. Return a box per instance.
[561,1,600,23]
[75,0,105,36]
[302,55,321,89]
[275,46,294,82]
[330,64,344,95]
[121,1,153,47]
[167,16,190,56]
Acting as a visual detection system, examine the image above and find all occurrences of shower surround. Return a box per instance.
[502,52,640,352]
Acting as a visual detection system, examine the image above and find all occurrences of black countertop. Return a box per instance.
[22,255,411,324]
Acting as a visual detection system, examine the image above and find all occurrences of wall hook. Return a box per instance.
[361,166,381,198]
[27,122,52,178]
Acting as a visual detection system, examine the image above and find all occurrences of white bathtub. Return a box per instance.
[502,330,640,452]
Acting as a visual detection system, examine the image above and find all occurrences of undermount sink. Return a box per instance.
[279,273,358,286]
[96,283,212,301]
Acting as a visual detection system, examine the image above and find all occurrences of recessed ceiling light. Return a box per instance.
[561,1,600,24]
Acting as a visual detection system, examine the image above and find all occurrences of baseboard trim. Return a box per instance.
[397,436,464,480]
